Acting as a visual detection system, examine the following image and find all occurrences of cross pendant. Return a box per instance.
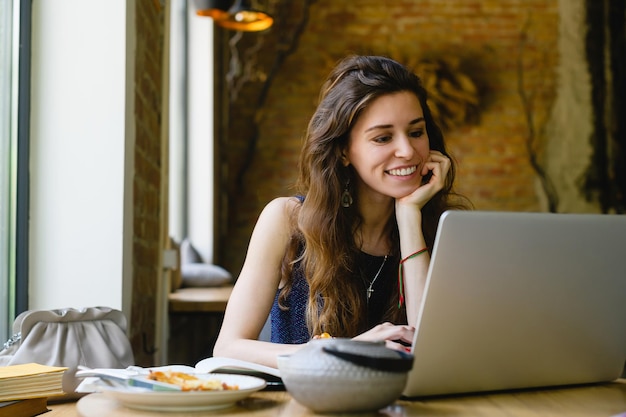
[367,287,374,299]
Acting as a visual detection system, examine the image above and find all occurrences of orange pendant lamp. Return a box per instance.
[195,0,273,32]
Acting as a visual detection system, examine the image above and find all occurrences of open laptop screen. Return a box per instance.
[403,211,626,398]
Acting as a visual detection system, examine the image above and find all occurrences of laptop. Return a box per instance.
[402,210,626,398]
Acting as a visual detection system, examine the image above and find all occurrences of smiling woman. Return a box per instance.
[213,55,472,370]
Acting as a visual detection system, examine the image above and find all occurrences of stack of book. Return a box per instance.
[0,363,67,417]
[0,398,48,417]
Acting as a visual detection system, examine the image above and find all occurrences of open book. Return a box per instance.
[195,357,279,378]
[195,357,282,388]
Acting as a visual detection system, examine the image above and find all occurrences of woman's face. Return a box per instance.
[345,91,431,200]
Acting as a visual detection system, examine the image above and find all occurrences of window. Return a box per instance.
[0,0,22,340]
[169,0,217,263]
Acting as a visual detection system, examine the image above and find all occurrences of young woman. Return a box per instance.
[213,55,470,368]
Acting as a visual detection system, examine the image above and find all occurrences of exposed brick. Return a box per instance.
[221,0,560,275]
[129,0,165,366]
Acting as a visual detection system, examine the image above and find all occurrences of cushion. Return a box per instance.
[181,263,233,288]
[180,238,203,264]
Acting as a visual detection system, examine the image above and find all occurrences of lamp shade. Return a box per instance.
[197,0,273,32]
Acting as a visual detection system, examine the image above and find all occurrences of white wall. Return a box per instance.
[28,0,133,313]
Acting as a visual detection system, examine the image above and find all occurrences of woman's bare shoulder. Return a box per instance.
[249,196,301,243]
[260,196,302,220]
[238,197,301,286]
[265,196,302,208]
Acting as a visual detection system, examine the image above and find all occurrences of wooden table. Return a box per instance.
[168,285,234,313]
[47,379,626,417]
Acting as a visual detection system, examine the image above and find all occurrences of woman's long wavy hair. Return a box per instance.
[278,55,469,338]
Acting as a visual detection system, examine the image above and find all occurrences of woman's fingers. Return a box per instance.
[385,339,413,353]
[353,322,415,348]
[397,152,450,208]
[422,151,450,186]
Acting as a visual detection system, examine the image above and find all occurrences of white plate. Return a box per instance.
[101,373,266,412]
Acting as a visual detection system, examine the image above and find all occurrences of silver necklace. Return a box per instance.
[366,255,388,301]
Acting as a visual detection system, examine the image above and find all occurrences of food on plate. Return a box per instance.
[147,370,239,391]
[312,332,333,339]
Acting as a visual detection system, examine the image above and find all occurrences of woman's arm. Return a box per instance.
[394,206,430,326]
[214,197,423,367]
[213,197,303,368]
[395,150,451,325]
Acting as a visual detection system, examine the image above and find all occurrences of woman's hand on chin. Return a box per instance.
[397,150,451,209]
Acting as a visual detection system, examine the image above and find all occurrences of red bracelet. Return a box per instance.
[398,247,428,308]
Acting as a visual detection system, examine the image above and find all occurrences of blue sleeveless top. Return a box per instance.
[270,251,399,344]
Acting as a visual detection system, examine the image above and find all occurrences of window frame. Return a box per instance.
[0,0,31,340]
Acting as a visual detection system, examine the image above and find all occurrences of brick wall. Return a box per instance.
[220,0,565,275]
[130,0,165,366]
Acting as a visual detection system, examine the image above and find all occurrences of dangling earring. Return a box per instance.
[341,180,353,208]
